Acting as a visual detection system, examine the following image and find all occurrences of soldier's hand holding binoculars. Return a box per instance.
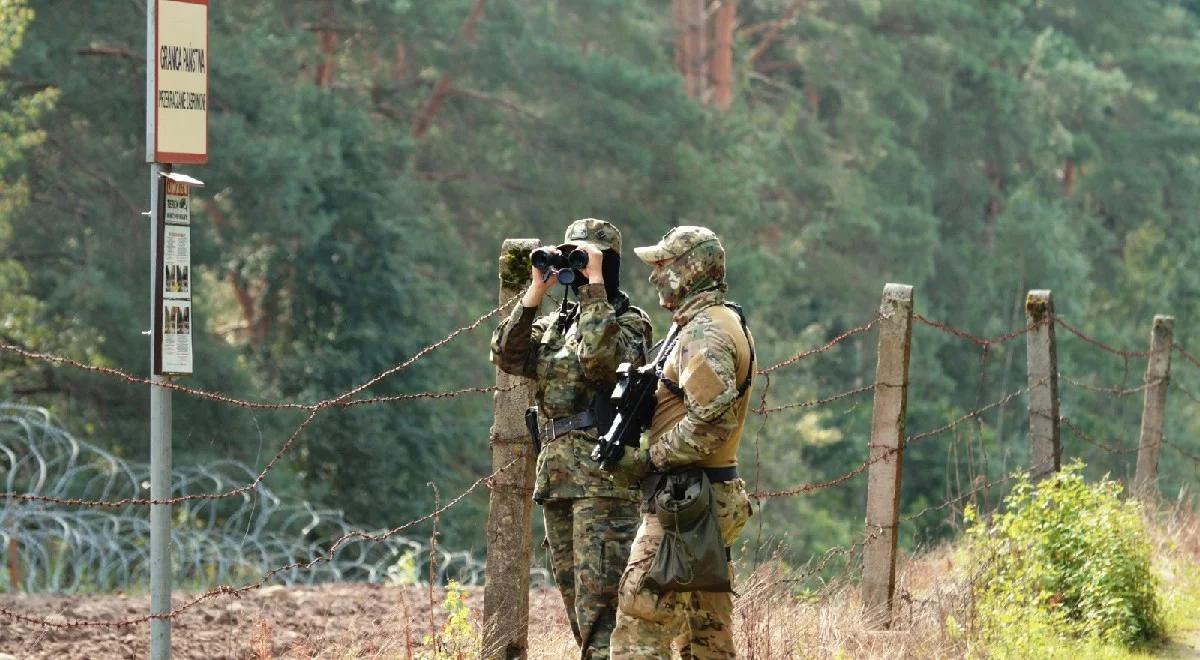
[575,243,604,284]
[522,248,559,307]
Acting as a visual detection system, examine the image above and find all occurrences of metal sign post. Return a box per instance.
[146,1,207,658]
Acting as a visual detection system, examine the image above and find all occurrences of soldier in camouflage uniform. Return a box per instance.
[490,219,653,659]
[608,226,756,660]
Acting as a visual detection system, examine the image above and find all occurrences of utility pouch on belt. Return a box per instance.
[524,406,542,455]
[645,469,730,593]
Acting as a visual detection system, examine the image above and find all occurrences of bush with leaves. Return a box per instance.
[963,462,1162,652]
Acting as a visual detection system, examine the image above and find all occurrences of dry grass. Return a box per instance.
[19,497,1182,659]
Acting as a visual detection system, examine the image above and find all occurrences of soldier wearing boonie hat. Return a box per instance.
[490,218,653,659]
[610,225,757,660]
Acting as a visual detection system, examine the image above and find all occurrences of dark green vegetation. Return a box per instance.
[2,0,1200,563]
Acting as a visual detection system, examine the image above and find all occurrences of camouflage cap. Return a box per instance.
[561,218,621,255]
[634,226,721,264]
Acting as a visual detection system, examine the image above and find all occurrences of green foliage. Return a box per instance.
[964,463,1163,652]
[420,580,479,660]
[2,0,1199,564]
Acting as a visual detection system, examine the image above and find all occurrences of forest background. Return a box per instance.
[2,0,1200,568]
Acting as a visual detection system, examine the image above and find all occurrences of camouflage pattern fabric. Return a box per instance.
[544,497,641,659]
[490,281,652,500]
[491,220,653,657]
[561,217,623,254]
[648,289,754,471]
[610,480,753,659]
[612,225,756,658]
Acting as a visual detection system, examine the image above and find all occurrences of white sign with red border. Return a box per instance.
[154,0,208,164]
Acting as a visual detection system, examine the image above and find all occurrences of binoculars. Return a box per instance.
[531,247,589,285]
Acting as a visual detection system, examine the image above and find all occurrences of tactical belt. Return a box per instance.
[701,466,739,483]
[550,410,596,438]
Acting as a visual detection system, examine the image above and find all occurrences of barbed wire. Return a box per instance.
[754,384,874,415]
[913,314,1042,349]
[904,382,1035,445]
[902,457,1057,525]
[1060,375,1163,398]
[750,382,1035,499]
[0,296,517,414]
[758,315,882,375]
[1054,317,1152,358]
[0,299,518,508]
[0,405,499,594]
[1060,416,1140,455]
[1163,438,1200,466]
[1171,381,1200,405]
[0,456,526,629]
[1173,344,1200,372]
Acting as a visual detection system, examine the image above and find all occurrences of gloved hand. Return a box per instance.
[609,446,651,489]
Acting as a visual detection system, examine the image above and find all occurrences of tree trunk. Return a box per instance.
[1062,159,1077,196]
[315,0,336,88]
[674,0,708,100]
[710,1,736,110]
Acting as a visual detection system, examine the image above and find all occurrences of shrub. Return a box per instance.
[963,462,1163,652]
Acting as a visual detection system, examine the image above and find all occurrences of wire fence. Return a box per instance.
[0,294,1197,635]
[0,404,541,595]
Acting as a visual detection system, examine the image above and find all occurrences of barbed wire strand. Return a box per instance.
[1059,416,1140,455]
[1054,317,1152,359]
[0,299,519,508]
[758,316,882,375]
[1172,344,1200,371]
[0,295,518,414]
[754,384,875,415]
[1060,375,1163,398]
[913,314,1042,349]
[751,382,1037,499]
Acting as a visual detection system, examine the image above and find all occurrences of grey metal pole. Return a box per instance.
[149,163,173,660]
[147,1,172,656]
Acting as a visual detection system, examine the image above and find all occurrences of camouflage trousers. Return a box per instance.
[610,479,753,660]
[543,496,640,660]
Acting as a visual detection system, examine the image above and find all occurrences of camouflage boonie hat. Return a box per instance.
[561,218,622,255]
[634,226,722,264]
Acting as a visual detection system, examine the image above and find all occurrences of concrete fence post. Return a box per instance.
[482,239,539,659]
[1134,315,1174,501]
[862,283,914,628]
[1025,290,1060,482]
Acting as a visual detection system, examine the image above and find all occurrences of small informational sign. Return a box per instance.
[164,179,191,225]
[153,0,208,164]
[161,300,193,373]
[163,225,190,298]
[154,172,202,376]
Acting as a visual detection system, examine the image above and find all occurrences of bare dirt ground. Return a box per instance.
[0,585,573,659]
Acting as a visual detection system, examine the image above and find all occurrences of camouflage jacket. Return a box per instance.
[491,283,653,501]
[646,288,755,471]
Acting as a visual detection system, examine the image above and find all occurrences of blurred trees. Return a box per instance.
[3,0,1200,559]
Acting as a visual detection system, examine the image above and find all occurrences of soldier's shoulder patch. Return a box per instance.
[681,352,726,406]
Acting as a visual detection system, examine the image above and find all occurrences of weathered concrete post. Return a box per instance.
[862,283,913,628]
[1025,290,1060,482]
[482,239,539,659]
[1134,315,1174,500]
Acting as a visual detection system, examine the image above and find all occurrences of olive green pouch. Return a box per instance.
[644,469,731,593]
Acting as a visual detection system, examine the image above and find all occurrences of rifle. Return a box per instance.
[591,324,681,471]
